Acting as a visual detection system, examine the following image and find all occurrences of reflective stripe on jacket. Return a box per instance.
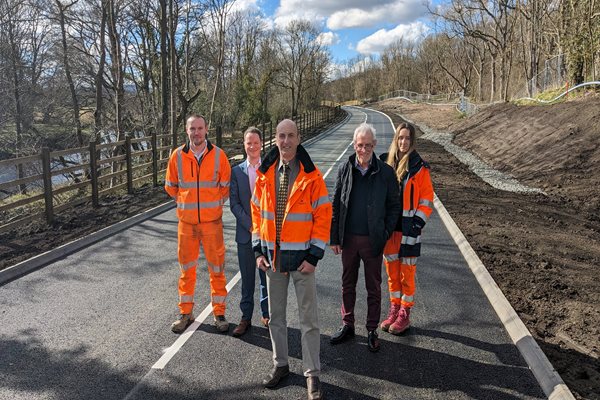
[381,150,434,257]
[251,144,332,272]
[165,141,231,224]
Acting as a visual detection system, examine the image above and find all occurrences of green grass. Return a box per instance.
[513,85,598,106]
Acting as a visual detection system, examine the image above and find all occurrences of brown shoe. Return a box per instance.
[171,313,194,334]
[307,376,323,400]
[262,365,289,388]
[214,315,229,333]
[261,316,270,327]
[232,319,251,337]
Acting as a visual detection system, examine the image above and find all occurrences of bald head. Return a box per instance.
[276,119,300,162]
[276,119,297,134]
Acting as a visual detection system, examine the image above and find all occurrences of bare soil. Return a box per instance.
[373,98,600,400]
[1,101,599,399]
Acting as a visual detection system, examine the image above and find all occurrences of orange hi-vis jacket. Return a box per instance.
[381,150,434,258]
[165,141,231,224]
[251,145,332,272]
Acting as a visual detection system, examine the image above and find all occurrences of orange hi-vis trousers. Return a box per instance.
[383,231,416,308]
[177,219,227,315]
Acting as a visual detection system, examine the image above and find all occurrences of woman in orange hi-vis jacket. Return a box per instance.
[379,122,434,335]
[164,114,231,334]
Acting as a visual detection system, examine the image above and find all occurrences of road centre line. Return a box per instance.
[152,271,241,370]
[323,141,353,180]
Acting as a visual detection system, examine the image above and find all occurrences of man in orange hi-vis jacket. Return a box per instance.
[165,114,231,334]
[252,119,331,400]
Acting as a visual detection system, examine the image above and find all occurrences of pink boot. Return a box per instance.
[389,306,411,335]
[380,303,401,332]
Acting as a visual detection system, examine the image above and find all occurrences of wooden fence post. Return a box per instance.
[303,111,307,136]
[269,120,273,151]
[152,129,158,186]
[261,121,266,154]
[125,135,133,194]
[41,147,54,225]
[89,140,99,207]
[216,126,223,148]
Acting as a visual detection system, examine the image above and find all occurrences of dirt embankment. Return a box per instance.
[373,98,600,400]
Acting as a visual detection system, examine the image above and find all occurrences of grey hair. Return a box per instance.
[353,123,377,142]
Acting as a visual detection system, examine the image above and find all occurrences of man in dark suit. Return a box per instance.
[230,127,269,337]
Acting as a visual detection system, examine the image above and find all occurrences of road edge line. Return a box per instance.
[0,201,175,285]
[433,194,574,400]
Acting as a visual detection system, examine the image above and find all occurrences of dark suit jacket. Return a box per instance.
[230,159,254,244]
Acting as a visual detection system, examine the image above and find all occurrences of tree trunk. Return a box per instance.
[159,0,170,145]
[169,0,177,143]
[94,0,107,141]
[107,0,125,184]
[56,0,83,146]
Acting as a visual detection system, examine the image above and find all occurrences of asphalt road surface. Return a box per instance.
[0,108,547,400]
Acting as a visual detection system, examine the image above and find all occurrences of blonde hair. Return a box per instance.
[386,123,416,182]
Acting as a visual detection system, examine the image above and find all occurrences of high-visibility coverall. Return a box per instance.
[381,150,433,308]
[165,141,231,315]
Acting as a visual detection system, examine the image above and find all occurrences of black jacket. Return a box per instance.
[330,153,401,255]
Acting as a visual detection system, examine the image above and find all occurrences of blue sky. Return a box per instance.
[234,0,436,65]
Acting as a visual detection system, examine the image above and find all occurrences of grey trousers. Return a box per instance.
[266,268,320,377]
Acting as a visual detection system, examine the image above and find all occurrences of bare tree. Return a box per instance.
[274,20,329,117]
[54,0,84,146]
[0,0,51,191]
[432,0,518,101]
[203,0,236,129]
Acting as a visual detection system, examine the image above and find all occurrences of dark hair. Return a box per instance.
[244,126,262,141]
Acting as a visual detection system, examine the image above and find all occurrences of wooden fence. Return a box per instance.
[0,106,345,233]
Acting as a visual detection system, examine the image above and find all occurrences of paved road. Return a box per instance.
[0,108,546,400]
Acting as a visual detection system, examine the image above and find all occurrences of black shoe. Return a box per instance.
[307,376,323,400]
[262,365,289,389]
[367,330,380,352]
[330,325,355,345]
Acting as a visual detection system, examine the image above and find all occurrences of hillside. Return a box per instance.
[373,97,600,400]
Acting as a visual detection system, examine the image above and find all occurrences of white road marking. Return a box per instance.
[151,271,241,370]
[323,141,353,179]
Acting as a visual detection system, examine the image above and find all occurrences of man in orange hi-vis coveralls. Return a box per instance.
[165,114,231,334]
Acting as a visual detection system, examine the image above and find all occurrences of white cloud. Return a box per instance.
[273,0,428,30]
[231,0,260,13]
[317,31,340,46]
[356,21,429,55]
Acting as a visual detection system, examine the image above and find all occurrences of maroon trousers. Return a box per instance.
[340,234,383,331]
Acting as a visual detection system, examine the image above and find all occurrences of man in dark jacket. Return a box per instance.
[329,122,401,352]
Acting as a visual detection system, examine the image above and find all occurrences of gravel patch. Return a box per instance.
[399,114,546,195]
